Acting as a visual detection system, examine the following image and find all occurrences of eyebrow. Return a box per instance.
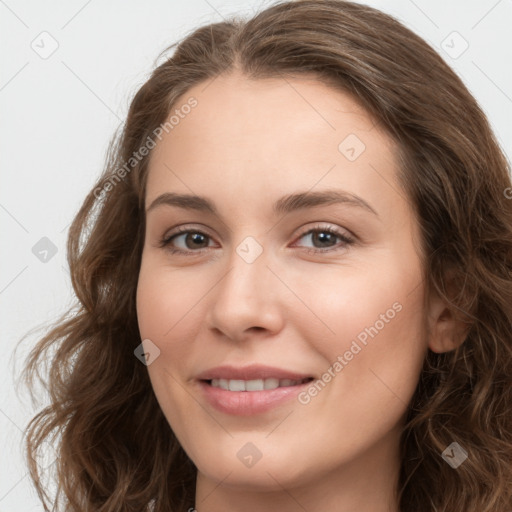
[146,190,379,217]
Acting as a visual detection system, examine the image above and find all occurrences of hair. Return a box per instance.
[16,0,512,511]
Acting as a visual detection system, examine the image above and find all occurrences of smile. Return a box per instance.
[198,377,315,416]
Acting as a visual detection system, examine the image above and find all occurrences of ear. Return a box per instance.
[426,273,471,354]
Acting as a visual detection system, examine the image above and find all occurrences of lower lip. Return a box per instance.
[197,380,313,416]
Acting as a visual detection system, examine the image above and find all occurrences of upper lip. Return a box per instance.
[196,364,314,381]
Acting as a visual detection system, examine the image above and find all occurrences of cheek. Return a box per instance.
[136,258,203,343]
[299,255,427,410]
[289,273,426,469]
[135,260,204,400]
[297,257,425,352]
[136,264,204,430]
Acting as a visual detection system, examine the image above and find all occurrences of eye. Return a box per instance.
[292,224,355,254]
[158,226,215,255]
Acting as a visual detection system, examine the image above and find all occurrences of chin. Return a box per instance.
[197,458,308,492]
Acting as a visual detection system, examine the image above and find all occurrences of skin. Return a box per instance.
[136,72,459,512]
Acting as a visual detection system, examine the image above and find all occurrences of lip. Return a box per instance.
[195,364,313,381]
[195,364,315,416]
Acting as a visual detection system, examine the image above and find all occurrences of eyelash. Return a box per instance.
[158,224,355,256]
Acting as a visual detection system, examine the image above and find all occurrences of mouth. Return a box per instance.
[197,377,315,416]
[195,364,317,415]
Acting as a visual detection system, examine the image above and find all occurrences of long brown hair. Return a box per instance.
[17,1,512,510]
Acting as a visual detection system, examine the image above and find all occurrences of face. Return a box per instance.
[136,72,430,498]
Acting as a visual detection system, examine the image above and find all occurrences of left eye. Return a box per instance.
[293,227,354,252]
[159,226,355,255]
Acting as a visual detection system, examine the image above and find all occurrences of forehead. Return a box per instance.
[145,71,403,219]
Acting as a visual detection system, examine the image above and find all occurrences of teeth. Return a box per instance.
[264,378,279,390]
[209,378,309,391]
[246,379,264,391]
[228,379,245,392]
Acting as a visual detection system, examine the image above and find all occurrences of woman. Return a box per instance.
[19,0,512,511]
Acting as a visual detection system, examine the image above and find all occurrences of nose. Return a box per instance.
[205,244,285,343]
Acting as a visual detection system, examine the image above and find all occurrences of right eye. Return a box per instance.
[159,227,217,255]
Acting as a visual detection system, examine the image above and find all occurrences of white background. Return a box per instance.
[1,0,511,510]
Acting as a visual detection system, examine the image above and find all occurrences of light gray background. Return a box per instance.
[1,0,511,510]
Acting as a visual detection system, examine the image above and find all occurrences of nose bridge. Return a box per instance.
[218,238,271,310]
[206,236,283,338]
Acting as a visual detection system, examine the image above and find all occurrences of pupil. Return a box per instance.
[314,232,335,247]
[187,233,207,249]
